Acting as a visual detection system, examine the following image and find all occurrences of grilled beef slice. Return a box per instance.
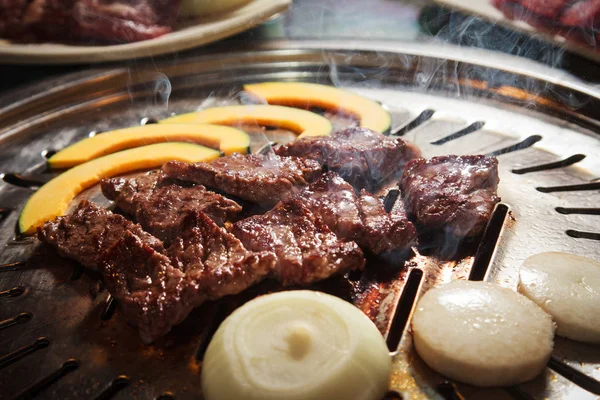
[167,212,276,300]
[38,200,164,270]
[162,153,322,205]
[101,232,190,344]
[295,172,417,254]
[101,211,276,343]
[295,172,363,242]
[276,127,421,191]
[400,155,500,238]
[101,173,242,243]
[357,190,418,254]
[233,199,365,286]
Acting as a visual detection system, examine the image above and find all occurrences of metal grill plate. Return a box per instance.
[0,41,599,400]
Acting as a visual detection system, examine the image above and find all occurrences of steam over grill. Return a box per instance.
[0,42,599,399]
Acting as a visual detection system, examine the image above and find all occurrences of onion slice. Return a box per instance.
[201,290,391,400]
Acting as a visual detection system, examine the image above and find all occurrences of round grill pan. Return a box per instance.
[0,41,599,400]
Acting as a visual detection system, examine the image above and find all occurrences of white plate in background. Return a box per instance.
[0,0,291,65]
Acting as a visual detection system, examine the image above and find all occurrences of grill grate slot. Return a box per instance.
[0,207,11,223]
[512,154,586,174]
[537,182,600,193]
[92,375,131,400]
[469,203,510,281]
[386,268,423,354]
[487,135,543,157]
[7,237,35,246]
[383,188,400,213]
[0,337,49,370]
[195,302,237,362]
[140,117,159,125]
[391,109,435,136]
[382,391,403,399]
[0,286,25,298]
[556,207,600,215]
[1,173,49,189]
[0,312,31,331]
[430,121,485,145]
[100,295,118,321]
[40,150,58,160]
[504,386,536,400]
[13,359,79,400]
[565,230,600,241]
[0,261,26,272]
[548,357,600,395]
[436,381,465,400]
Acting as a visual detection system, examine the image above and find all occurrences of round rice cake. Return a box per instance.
[519,252,600,343]
[412,280,555,387]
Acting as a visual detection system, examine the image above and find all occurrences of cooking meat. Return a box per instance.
[101,232,190,344]
[167,211,276,300]
[1,0,179,43]
[276,127,421,191]
[358,190,418,254]
[38,200,164,270]
[232,199,365,286]
[101,173,158,216]
[162,153,322,205]
[40,201,275,343]
[102,211,276,343]
[400,155,500,238]
[101,173,242,243]
[295,172,417,254]
[295,172,363,242]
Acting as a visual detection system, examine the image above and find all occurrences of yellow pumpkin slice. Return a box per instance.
[48,124,249,169]
[244,82,392,133]
[160,105,333,139]
[19,142,221,235]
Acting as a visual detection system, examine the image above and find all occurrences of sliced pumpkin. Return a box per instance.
[48,124,249,169]
[244,82,392,133]
[160,105,333,139]
[19,142,221,235]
